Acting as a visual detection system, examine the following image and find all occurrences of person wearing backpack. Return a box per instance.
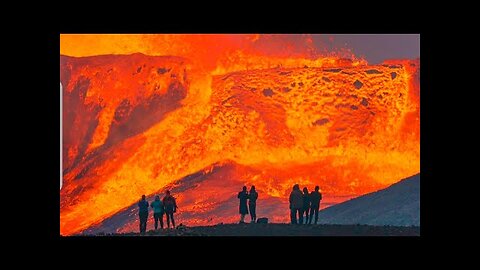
[309,186,323,224]
[138,194,149,234]
[248,185,258,223]
[150,195,164,230]
[162,190,178,229]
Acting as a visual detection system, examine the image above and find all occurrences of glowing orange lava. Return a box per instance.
[60,34,419,235]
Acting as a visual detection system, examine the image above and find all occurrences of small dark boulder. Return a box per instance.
[314,118,329,126]
[263,88,274,97]
[257,218,268,224]
[157,67,170,74]
[324,68,342,73]
[353,80,363,89]
[365,69,382,74]
[361,97,369,107]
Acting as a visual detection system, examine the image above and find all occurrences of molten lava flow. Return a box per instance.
[60,34,419,235]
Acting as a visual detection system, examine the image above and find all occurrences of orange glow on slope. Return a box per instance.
[60,34,419,235]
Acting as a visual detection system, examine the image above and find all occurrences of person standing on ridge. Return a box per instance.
[248,185,258,223]
[150,195,164,230]
[138,194,149,234]
[302,187,311,224]
[237,186,249,223]
[309,186,323,224]
[289,184,304,224]
[162,190,178,229]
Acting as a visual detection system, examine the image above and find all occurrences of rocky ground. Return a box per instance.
[88,223,420,236]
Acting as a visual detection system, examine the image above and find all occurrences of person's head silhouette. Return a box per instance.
[315,186,320,191]
[155,195,160,200]
[141,194,146,200]
[303,187,309,194]
[293,184,300,191]
[166,190,171,195]
[250,185,256,191]
[242,186,247,192]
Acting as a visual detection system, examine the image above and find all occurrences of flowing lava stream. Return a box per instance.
[60,34,419,235]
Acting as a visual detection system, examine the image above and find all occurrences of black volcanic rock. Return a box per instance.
[353,80,363,89]
[262,88,274,97]
[82,223,419,236]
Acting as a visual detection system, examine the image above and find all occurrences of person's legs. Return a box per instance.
[144,214,148,232]
[139,213,147,233]
[298,208,303,224]
[153,213,158,230]
[305,208,310,224]
[249,203,256,222]
[290,208,297,224]
[308,208,314,224]
[160,213,164,229]
[240,214,245,223]
[171,214,175,228]
[166,212,171,228]
[314,206,319,224]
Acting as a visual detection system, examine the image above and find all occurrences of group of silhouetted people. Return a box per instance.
[237,184,322,225]
[289,184,322,224]
[137,184,323,233]
[237,185,258,223]
[137,190,178,234]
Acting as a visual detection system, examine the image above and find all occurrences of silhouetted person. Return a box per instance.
[138,195,149,234]
[151,195,164,230]
[248,185,258,223]
[302,187,311,224]
[309,186,323,224]
[163,190,178,228]
[238,186,249,223]
[289,184,303,224]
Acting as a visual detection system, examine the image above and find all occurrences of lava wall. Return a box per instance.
[60,53,419,235]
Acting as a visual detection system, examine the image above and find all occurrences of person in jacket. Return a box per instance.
[248,185,258,223]
[302,187,311,225]
[138,194,149,234]
[238,186,249,223]
[150,195,164,230]
[309,186,323,224]
[289,184,303,224]
[162,190,178,229]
